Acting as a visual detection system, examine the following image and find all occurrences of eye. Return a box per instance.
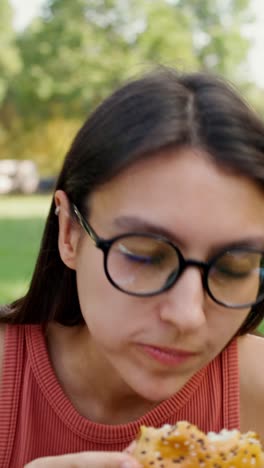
[215,265,251,279]
[212,251,262,279]
[119,245,166,265]
[123,251,153,264]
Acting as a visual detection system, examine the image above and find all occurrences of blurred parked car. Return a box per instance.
[0,160,40,194]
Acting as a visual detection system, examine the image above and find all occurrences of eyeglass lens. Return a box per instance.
[106,235,264,306]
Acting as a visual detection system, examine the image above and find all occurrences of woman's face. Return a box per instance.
[63,148,264,402]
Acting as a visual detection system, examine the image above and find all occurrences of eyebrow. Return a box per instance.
[112,215,264,252]
[113,216,182,243]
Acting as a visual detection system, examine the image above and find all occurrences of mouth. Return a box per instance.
[138,343,197,366]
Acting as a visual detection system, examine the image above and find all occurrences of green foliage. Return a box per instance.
[0,0,21,105]
[12,0,142,120]
[0,0,262,173]
[175,0,252,80]
[133,1,197,69]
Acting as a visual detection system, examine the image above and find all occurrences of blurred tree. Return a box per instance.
[0,0,257,172]
[134,0,197,70]
[11,0,142,122]
[8,0,202,124]
[175,0,252,81]
[3,0,197,171]
[0,0,22,163]
[0,0,21,106]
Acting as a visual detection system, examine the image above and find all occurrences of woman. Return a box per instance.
[0,68,264,467]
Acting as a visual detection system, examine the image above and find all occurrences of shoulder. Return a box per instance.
[238,334,264,440]
[238,333,264,388]
[0,324,7,391]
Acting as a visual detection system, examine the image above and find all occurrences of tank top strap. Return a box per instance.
[0,325,26,467]
[222,338,240,429]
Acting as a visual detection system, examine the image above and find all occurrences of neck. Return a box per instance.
[46,322,157,424]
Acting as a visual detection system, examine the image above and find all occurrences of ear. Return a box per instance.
[54,190,81,270]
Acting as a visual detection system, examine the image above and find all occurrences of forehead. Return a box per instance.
[89,147,264,251]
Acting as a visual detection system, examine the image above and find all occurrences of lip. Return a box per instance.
[138,344,197,366]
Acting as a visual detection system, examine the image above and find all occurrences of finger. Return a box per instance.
[124,441,137,454]
[24,451,141,468]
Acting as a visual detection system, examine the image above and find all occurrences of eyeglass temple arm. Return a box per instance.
[72,203,99,244]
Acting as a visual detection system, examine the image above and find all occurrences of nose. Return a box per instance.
[159,267,206,333]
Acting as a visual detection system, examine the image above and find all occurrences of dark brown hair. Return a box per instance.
[2,67,264,334]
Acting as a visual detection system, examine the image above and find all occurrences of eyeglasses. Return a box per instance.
[72,203,264,309]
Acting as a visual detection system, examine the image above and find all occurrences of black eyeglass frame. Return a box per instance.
[72,203,264,309]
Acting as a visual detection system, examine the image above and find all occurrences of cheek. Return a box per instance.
[75,242,141,343]
[206,305,249,346]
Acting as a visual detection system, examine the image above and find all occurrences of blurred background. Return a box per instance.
[0,0,263,333]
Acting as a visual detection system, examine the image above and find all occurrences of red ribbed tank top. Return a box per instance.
[0,325,240,468]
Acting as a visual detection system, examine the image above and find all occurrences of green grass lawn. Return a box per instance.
[0,194,263,335]
[0,195,51,303]
[258,320,264,334]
